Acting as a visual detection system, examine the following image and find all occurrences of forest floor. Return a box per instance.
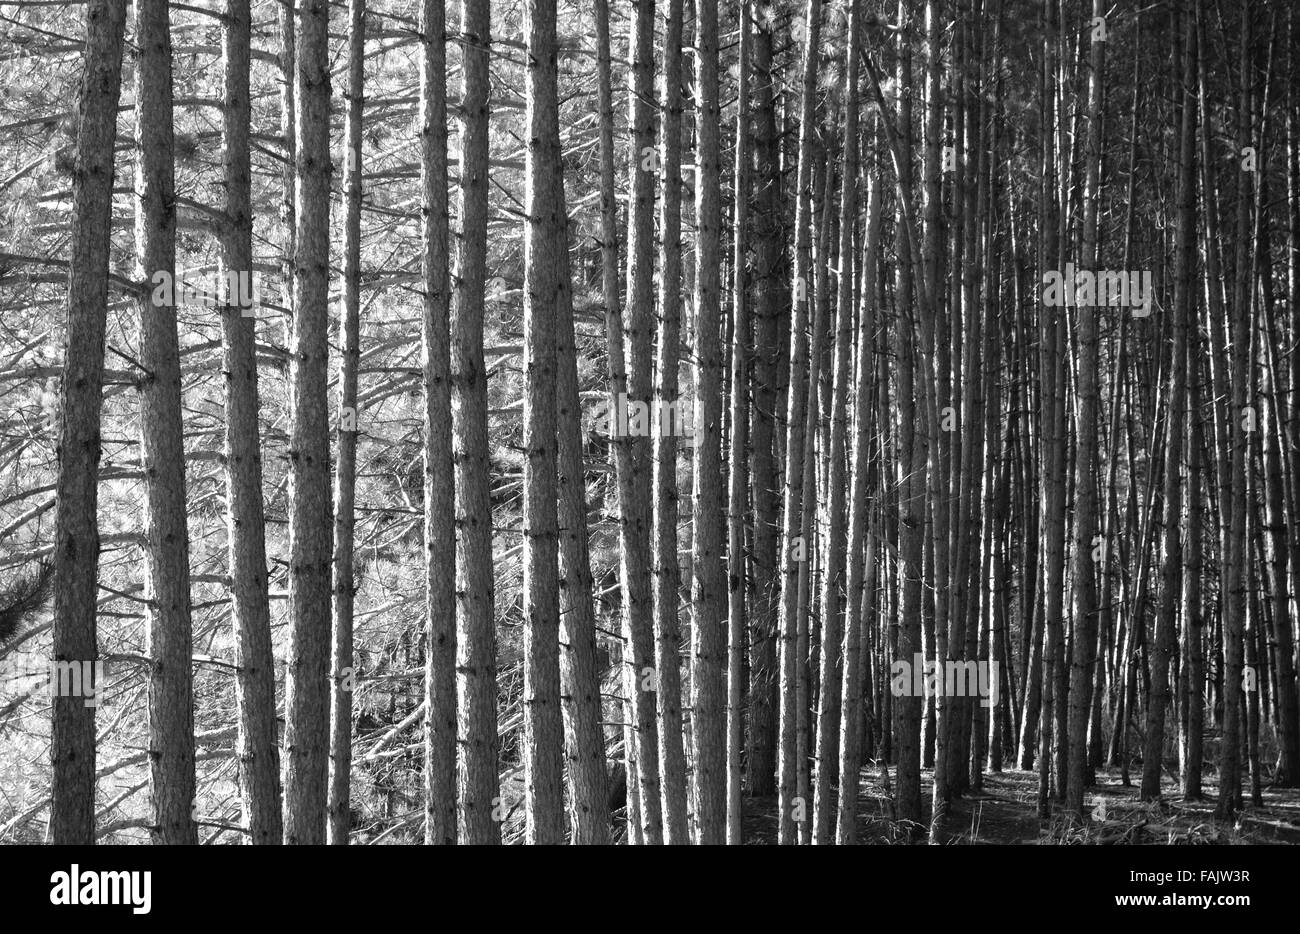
[740,766,1300,844]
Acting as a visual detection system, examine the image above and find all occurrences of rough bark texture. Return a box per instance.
[50,0,128,845]
[420,0,457,847]
[621,0,664,845]
[522,0,566,845]
[220,0,282,845]
[776,0,821,846]
[282,0,334,846]
[652,0,688,845]
[134,0,196,847]
[328,0,365,847]
[454,0,501,845]
[690,0,726,847]
[726,0,752,847]
[744,3,783,800]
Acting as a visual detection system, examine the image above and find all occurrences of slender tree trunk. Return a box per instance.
[135,0,196,846]
[1217,0,1252,820]
[552,0,613,847]
[49,0,127,846]
[1036,0,1064,820]
[838,163,881,845]
[813,0,860,846]
[592,0,645,844]
[328,0,365,846]
[1183,342,1206,800]
[454,0,500,844]
[690,0,726,846]
[420,0,457,848]
[725,0,752,846]
[651,0,689,844]
[221,0,281,845]
[777,0,821,846]
[282,0,334,846]
[521,0,566,844]
[1142,5,1195,803]
[1065,0,1106,819]
[744,4,782,798]
[620,0,664,845]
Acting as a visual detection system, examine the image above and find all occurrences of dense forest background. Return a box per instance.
[0,0,1299,845]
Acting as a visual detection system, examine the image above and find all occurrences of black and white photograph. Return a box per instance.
[0,0,1295,917]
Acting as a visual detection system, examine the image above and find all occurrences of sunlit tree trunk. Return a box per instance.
[328,0,365,846]
[221,0,281,845]
[454,0,501,845]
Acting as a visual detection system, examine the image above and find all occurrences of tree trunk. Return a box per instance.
[776,0,821,846]
[725,0,752,846]
[744,3,783,799]
[221,0,282,845]
[50,0,128,846]
[282,0,334,846]
[838,161,881,845]
[328,0,365,846]
[419,0,457,847]
[454,0,500,845]
[1217,0,1251,820]
[521,0,566,844]
[651,0,689,844]
[620,0,664,845]
[1141,5,1195,803]
[1066,0,1106,818]
[690,0,726,846]
[813,0,860,846]
[134,0,196,847]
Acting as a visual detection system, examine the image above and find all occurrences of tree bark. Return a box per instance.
[651,0,689,844]
[454,0,500,844]
[420,0,457,847]
[135,0,196,847]
[328,0,365,846]
[221,0,281,845]
[690,0,726,847]
[50,0,128,846]
[282,0,334,846]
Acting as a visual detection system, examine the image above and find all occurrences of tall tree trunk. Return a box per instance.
[813,0,860,847]
[1217,0,1252,820]
[838,165,881,845]
[221,0,281,845]
[135,0,196,846]
[690,0,726,846]
[620,0,664,845]
[592,0,645,843]
[652,0,689,844]
[420,0,457,848]
[744,3,783,798]
[1066,0,1107,818]
[328,0,365,846]
[1036,0,1065,820]
[521,0,566,844]
[776,0,821,846]
[1182,346,1206,800]
[282,0,334,846]
[553,0,612,847]
[1142,4,1195,803]
[725,0,752,846]
[454,0,500,845]
[50,0,127,846]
